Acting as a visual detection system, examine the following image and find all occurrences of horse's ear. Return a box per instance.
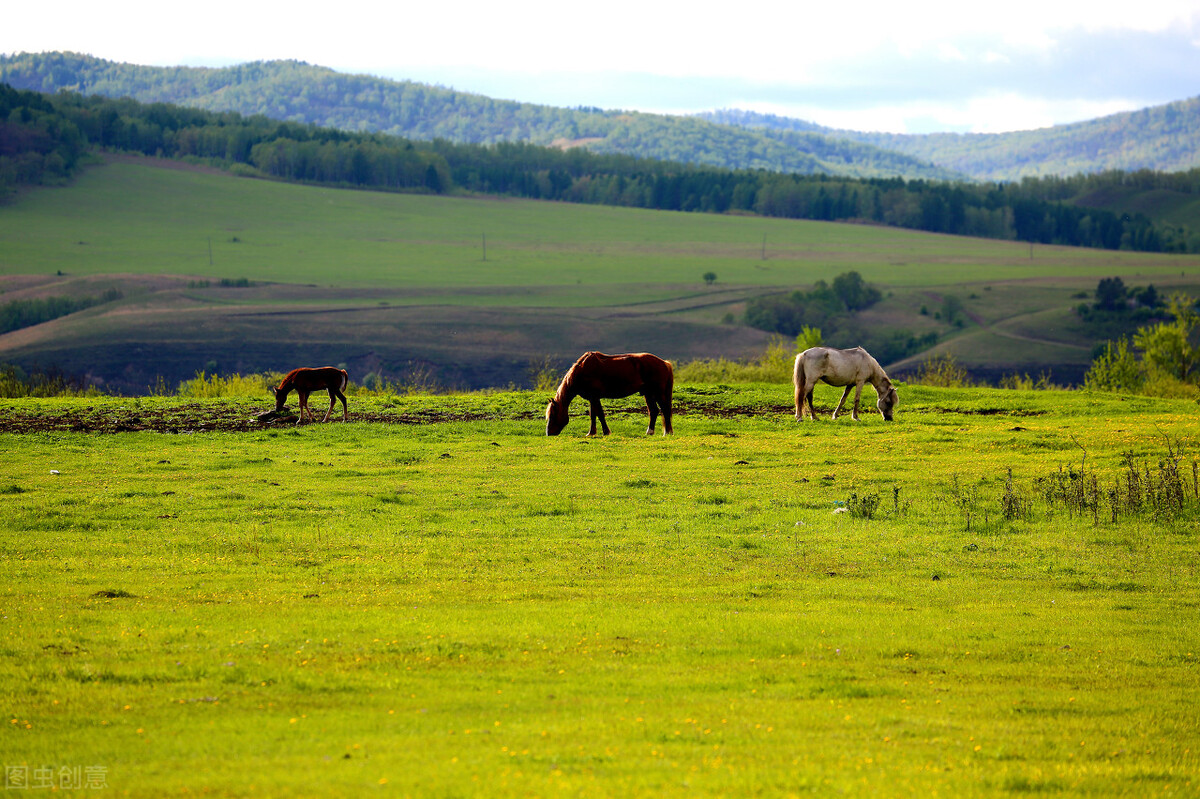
[269,386,277,396]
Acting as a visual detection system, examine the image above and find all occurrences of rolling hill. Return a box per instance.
[700,104,1200,181]
[4,51,1199,183]
[0,52,960,182]
[1,155,1196,394]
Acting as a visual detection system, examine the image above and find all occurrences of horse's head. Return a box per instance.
[270,385,289,413]
[545,398,569,436]
[876,381,898,421]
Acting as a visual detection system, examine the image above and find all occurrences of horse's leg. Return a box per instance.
[644,395,658,435]
[297,391,310,425]
[336,390,348,421]
[596,400,611,436]
[832,386,853,420]
[850,383,865,421]
[661,390,673,435]
[587,399,610,436]
[322,388,336,422]
[806,388,817,421]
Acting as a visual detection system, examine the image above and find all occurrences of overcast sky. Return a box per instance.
[4,1,1199,134]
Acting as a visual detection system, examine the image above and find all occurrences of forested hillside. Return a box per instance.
[7,52,1199,185]
[1,84,1196,253]
[0,52,960,181]
[702,100,1200,181]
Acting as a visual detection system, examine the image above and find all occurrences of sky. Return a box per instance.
[4,0,1199,134]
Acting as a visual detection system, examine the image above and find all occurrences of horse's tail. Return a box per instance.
[338,369,349,394]
[793,352,808,419]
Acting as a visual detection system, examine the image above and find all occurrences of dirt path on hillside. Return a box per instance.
[893,291,1091,373]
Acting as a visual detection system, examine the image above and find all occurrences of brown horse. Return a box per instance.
[546,352,674,436]
[270,367,349,424]
[793,346,898,421]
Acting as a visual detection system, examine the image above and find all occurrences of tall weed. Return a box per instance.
[676,334,806,384]
[909,354,973,387]
[176,371,280,398]
[0,364,101,398]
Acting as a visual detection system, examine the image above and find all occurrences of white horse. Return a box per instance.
[794,346,898,421]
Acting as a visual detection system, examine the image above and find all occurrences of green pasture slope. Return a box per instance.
[1,157,1198,391]
[0,385,1197,796]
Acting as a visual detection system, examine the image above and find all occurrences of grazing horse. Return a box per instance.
[271,367,349,424]
[546,352,674,436]
[793,346,897,422]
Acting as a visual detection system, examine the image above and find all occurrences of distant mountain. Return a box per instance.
[5,52,1197,184]
[699,101,1200,181]
[0,52,960,181]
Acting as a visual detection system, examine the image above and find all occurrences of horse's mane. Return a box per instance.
[276,368,301,392]
[553,352,596,403]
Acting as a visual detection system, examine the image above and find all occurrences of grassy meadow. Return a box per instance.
[1,384,1198,796]
[2,157,1199,391]
[5,159,1186,291]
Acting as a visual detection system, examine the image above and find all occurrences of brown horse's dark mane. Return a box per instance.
[552,352,593,404]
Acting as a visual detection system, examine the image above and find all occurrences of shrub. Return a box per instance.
[846,491,881,519]
[910,354,973,387]
[176,371,279,398]
[1084,339,1143,393]
[999,372,1064,390]
[677,331,820,384]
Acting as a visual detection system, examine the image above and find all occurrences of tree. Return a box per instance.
[795,326,823,351]
[1135,284,1160,308]
[702,272,717,287]
[1094,277,1127,311]
[1084,339,1144,393]
[1133,294,1199,381]
[941,295,965,326]
[424,163,443,193]
[832,270,881,311]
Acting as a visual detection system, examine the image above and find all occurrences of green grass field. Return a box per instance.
[2,159,1190,291]
[2,157,1199,392]
[1,385,1197,796]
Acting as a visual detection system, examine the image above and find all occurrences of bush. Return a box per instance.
[677,331,821,384]
[999,372,1064,390]
[847,491,881,519]
[910,354,973,387]
[176,371,280,398]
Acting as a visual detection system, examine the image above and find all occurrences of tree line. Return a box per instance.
[0,288,122,335]
[0,83,1196,253]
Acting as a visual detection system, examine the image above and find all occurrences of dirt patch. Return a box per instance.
[0,398,794,434]
[0,397,1034,435]
[0,404,541,434]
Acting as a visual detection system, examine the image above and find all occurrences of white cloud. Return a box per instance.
[937,44,967,62]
